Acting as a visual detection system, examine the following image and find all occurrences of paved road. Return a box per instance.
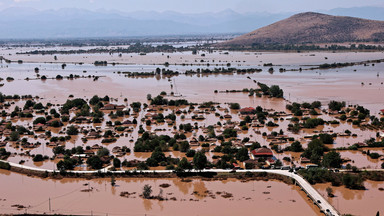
[0,160,339,216]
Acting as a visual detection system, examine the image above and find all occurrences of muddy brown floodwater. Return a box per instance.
[0,170,320,216]
[0,51,384,113]
[315,180,384,216]
[1,50,384,215]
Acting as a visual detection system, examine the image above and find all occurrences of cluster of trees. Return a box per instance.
[86,148,111,169]
[286,101,322,116]
[32,154,47,162]
[185,67,262,76]
[57,157,79,170]
[285,141,304,152]
[0,160,10,170]
[303,118,324,129]
[257,82,284,98]
[0,148,11,159]
[61,98,88,114]
[301,139,330,164]
[10,106,33,118]
[222,128,237,138]
[0,93,33,102]
[89,95,110,106]
[299,168,365,189]
[94,61,108,66]
[19,43,195,56]
[229,103,240,110]
[328,101,346,111]
[134,132,176,152]
[150,95,189,106]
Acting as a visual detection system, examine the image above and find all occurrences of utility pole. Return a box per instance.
[49,197,51,212]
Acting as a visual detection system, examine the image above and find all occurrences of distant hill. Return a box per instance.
[220,12,384,47]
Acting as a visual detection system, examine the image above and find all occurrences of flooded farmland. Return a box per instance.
[1,50,384,113]
[1,49,384,216]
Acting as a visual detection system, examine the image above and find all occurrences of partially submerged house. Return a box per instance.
[239,107,256,115]
[250,147,273,159]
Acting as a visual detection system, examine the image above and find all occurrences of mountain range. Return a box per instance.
[1,6,384,39]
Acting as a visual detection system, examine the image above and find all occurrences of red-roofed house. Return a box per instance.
[240,107,256,115]
[251,147,273,158]
[116,105,126,110]
[101,104,116,110]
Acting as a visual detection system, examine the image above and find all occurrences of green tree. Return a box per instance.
[149,148,166,164]
[322,151,342,168]
[301,139,328,164]
[137,162,149,170]
[89,95,100,105]
[86,156,103,169]
[33,102,44,109]
[186,149,196,157]
[179,141,190,152]
[33,117,46,125]
[236,147,249,162]
[178,157,192,170]
[9,131,20,141]
[229,103,240,109]
[222,128,237,138]
[328,101,345,111]
[142,184,152,199]
[113,158,121,168]
[269,85,284,98]
[342,173,364,189]
[66,125,78,135]
[33,154,44,162]
[319,133,334,144]
[193,151,207,170]
[311,101,321,109]
[57,158,77,170]
[290,141,304,152]
[97,148,110,157]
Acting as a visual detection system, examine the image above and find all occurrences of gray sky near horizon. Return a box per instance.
[1,0,384,13]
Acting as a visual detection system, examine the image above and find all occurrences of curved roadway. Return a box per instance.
[0,159,339,216]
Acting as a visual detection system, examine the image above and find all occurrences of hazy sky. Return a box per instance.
[1,0,384,13]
